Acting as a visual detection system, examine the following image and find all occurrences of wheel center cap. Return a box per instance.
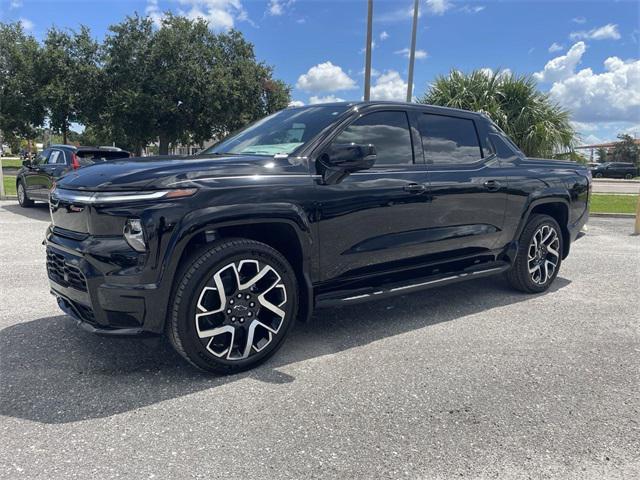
[226,291,259,324]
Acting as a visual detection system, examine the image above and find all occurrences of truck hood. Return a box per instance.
[56,154,309,191]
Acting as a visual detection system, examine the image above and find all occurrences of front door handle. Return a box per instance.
[403,183,427,194]
[483,180,501,191]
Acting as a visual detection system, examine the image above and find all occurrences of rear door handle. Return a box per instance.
[483,180,501,191]
[403,183,427,193]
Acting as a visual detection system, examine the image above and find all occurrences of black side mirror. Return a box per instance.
[320,143,376,184]
[22,159,32,168]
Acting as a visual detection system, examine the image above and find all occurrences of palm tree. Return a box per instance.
[418,69,577,158]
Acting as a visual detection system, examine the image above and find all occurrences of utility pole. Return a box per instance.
[406,0,420,102]
[363,0,373,101]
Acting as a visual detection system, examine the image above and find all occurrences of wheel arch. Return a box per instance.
[162,206,316,327]
[518,197,571,259]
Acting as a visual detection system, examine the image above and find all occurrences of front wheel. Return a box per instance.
[624,173,633,180]
[594,172,603,178]
[167,239,298,374]
[17,181,34,207]
[506,214,563,293]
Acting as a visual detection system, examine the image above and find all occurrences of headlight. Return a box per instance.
[124,218,146,252]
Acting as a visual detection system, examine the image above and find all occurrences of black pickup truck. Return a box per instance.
[45,102,590,373]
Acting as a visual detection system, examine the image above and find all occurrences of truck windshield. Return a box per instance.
[203,105,350,157]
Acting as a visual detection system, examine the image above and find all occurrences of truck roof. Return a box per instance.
[288,101,485,118]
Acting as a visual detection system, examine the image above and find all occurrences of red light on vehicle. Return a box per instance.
[71,153,80,170]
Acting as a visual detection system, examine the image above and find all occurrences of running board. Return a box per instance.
[314,262,510,308]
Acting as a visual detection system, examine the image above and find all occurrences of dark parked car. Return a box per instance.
[590,162,638,179]
[17,145,130,207]
[45,102,590,373]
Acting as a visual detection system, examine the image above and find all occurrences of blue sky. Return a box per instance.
[2,0,639,145]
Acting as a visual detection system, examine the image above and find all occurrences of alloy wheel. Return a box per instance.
[18,183,25,204]
[194,260,287,361]
[527,224,560,285]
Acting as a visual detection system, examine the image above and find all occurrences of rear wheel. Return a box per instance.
[168,239,298,374]
[507,214,563,293]
[624,173,633,180]
[17,181,34,207]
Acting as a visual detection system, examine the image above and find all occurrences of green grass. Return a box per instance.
[2,175,16,197]
[0,157,22,168]
[590,194,638,214]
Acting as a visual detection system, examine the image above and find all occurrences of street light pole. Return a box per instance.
[406,0,420,102]
[364,0,374,101]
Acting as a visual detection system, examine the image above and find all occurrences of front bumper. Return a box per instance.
[46,227,165,336]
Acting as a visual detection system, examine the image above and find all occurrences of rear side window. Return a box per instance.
[333,111,414,165]
[48,150,65,164]
[419,114,482,165]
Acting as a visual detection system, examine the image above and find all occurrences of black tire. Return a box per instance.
[167,238,299,374]
[624,173,633,180]
[16,180,34,207]
[506,214,563,293]
[594,172,603,178]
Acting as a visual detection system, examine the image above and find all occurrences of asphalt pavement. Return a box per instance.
[1,201,639,479]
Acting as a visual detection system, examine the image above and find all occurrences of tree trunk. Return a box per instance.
[159,135,169,156]
[62,124,68,145]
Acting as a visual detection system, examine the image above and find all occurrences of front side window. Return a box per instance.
[420,114,482,165]
[204,106,349,157]
[333,111,414,165]
[33,149,50,165]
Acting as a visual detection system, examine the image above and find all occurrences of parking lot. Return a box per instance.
[0,201,638,479]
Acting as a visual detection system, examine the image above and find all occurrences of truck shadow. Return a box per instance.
[0,275,570,424]
[1,203,51,222]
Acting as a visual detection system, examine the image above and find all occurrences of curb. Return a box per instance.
[589,212,636,218]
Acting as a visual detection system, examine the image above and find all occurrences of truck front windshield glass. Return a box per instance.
[203,106,349,157]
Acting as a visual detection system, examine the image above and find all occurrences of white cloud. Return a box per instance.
[534,41,586,83]
[570,23,621,41]
[360,41,376,54]
[178,0,248,31]
[370,70,408,101]
[146,0,164,27]
[379,31,389,41]
[459,5,485,14]
[309,95,345,104]
[548,56,640,123]
[288,100,305,107]
[377,3,421,22]
[394,47,428,59]
[359,67,380,77]
[267,0,294,16]
[10,0,23,9]
[572,16,586,24]
[426,0,452,15]
[548,42,564,53]
[296,61,357,93]
[18,17,33,31]
[479,67,512,78]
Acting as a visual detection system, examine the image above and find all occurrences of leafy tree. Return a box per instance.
[101,15,157,154]
[40,26,101,144]
[418,69,576,158]
[101,15,290,155]
[596,147,609,163]
[0,22,45,144]
[611,134,639,165]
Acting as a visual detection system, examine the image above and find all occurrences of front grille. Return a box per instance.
[46,250,88,292]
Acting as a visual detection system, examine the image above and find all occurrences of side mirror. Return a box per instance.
[327,143,376,171]
[319,143,376,184]
[22,159,32,168]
